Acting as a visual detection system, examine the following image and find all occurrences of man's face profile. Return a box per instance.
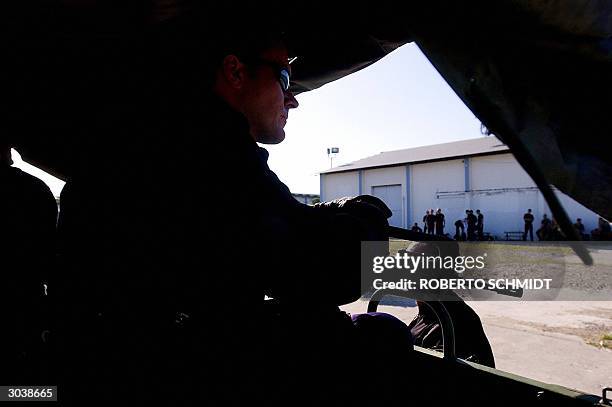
[215,43,299,144]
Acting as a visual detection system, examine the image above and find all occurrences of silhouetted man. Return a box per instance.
[54,28,410,405]
[426,208,436,235]
[573,218,585,236]
[466,210,477,240]
[523,209,534,241]
[434,208,445,236]
[411,222,423,233]
[476,209,484,240]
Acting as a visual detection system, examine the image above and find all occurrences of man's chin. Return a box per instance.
[258,131,285,145]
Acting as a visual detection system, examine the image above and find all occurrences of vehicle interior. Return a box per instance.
[3,1,611,405]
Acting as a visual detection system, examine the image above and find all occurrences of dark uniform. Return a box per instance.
[426,212,436,235]
[466,211,477,241]
[523,211,535,241]
[435,211,445,236]
[54,94,395,404]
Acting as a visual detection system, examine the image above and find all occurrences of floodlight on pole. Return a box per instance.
[327,147,340,168]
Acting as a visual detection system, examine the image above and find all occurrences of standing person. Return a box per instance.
[573,218,585,238]
[411,222,423,233]
[466,210,477,240]
[422,210,430,234]
[426,208,436,235]
[434,208,445,236]
[471,210,478,240]
[476,209,484,240]
[454,219,465,241]
[523,209,535,241]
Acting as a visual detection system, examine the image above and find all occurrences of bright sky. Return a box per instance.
[13,42,483,197]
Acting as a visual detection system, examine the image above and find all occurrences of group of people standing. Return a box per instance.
[411,208,446,235]
[410,208,485,241]
[410,206,608,242]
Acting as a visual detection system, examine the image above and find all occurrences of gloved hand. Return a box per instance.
[313,195,392,220]
[313,195,391,241]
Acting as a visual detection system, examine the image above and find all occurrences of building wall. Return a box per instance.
[412,159,465,232]
[470,154,534,189]
[362,167,406,227]
[468,154,598,235]
[469,153,541,234]
[321,153,602,238]
[320,171,359,202]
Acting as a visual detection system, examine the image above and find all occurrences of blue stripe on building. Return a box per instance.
[464,157,470,192]
[358,170,363,195]
[405,165,411,228]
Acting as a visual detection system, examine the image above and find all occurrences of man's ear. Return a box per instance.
[220,55,246,90]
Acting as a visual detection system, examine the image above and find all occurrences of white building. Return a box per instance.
[319,137,600,239]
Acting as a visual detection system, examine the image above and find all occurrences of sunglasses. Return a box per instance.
[245,58,292,92]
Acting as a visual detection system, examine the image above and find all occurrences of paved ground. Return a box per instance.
[341,300,612,396]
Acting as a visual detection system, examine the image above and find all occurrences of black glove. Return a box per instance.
[313,195,392,219]
[313,195,391,241]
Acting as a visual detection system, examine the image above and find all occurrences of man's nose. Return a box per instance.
[284,91,299,109]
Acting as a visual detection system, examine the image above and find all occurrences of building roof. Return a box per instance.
[320,136,509,174]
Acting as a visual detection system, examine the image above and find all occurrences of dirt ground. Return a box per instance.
[340,299,612,396]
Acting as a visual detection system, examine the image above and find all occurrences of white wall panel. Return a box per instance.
[321,172,359,201]
[372,184,403,227]
[471,153,535,189]
[363,167,407,227]
[412,159,465,235]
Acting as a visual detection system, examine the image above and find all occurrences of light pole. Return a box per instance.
[327,147,339,168]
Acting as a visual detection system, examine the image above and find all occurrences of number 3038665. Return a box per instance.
[8,388,54,398]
